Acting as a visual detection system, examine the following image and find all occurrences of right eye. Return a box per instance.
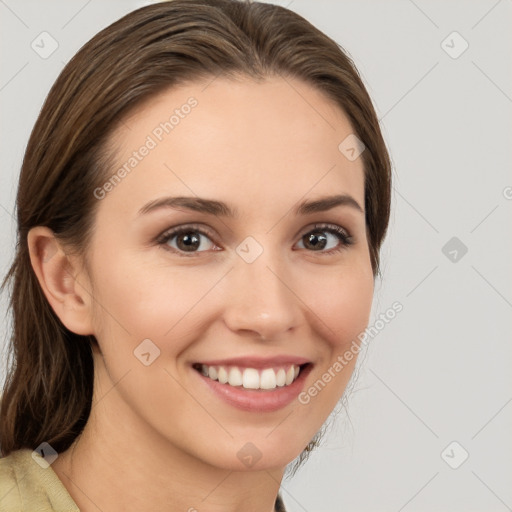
[156,225,220,257]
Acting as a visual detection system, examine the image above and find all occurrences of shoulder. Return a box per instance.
[0,448,79,512]
[0,449,27,508]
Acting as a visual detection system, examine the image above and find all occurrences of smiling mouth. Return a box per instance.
[192,362,311,391]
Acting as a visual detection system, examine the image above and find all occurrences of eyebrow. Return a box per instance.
[137,194,364,218]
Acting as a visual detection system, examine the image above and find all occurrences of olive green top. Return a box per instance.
[0,448,80,511]
[0,448,287,511]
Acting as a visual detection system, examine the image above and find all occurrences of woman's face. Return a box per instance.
[81,75,374,470]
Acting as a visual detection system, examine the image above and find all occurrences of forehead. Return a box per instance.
[101,75,365,221]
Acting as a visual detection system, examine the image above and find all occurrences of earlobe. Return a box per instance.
[27,226,94,336]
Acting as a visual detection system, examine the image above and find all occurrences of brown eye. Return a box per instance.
[156,222,353,258]
[173,231,203,252]
[296,224,353,254]
[158,226,218,256]
[302,231,329,250]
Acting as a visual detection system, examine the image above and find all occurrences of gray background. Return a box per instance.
[1,1,511,511]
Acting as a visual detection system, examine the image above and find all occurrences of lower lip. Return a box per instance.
[193,364,313,412]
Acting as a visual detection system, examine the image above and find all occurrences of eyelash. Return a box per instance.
[155,223,354,258]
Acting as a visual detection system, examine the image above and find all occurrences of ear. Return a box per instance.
[27,226,94,336]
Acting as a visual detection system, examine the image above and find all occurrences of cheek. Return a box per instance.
[296,257,374,349]
[89,248,215,343]
[291,263,374,430]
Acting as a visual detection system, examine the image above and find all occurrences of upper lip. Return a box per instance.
[194,356,311,369]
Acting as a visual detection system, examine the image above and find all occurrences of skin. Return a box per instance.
[28,75,374,512]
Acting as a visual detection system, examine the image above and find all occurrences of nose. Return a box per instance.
[221,246,303,341]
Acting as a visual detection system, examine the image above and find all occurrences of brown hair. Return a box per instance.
[0,0,391,470]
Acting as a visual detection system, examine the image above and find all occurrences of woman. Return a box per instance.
[0,0,391,510]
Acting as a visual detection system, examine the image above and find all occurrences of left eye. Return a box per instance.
[295,224,353,254]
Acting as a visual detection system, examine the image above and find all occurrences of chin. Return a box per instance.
[195,432,315,472]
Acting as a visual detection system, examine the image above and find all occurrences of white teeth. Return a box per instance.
[242,368,260,389]
[276,368,286,387]
[208,366,218,380]
[260,368,277,390]
[198,364,302,390]
[218,366,229,384]
[285,366,295,385]
[228,367,243,387]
